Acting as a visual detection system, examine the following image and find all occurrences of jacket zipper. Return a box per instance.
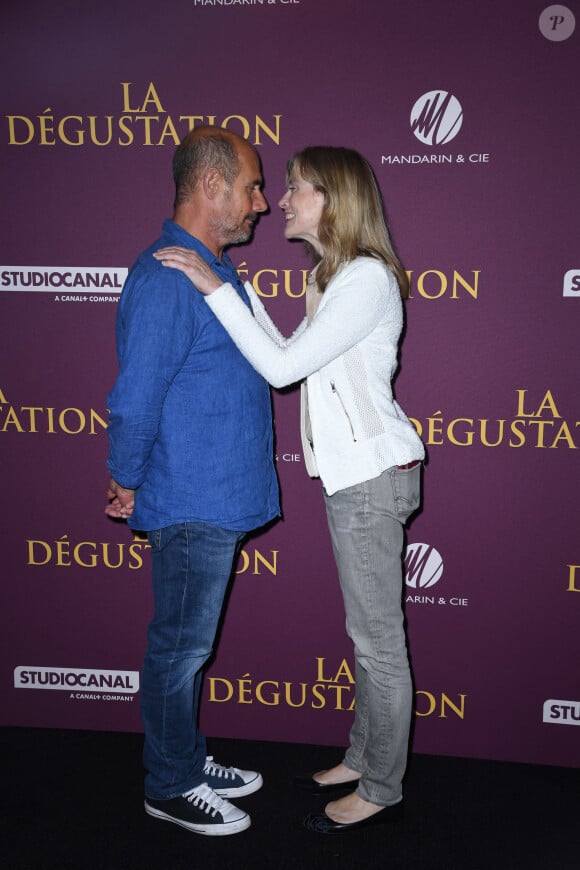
[330,381,357,442]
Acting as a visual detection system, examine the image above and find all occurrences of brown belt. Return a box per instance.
[396,460,421,470]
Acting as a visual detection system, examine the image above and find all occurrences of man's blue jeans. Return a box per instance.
[141,521,245,800]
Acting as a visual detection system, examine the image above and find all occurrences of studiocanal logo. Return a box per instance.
[563,269,580,297]
[0,266,126,301]
[14,666,139,702]
[542,699,580,725]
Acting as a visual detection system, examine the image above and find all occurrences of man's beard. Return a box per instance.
[213,212,258,247]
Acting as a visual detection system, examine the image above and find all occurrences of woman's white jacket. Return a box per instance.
[205,256,425,495]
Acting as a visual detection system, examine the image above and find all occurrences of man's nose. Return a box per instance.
[254,190,268,212]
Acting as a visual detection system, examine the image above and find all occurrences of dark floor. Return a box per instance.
[1,727,578,870]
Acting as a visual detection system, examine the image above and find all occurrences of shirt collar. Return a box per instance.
[163,219,239,284]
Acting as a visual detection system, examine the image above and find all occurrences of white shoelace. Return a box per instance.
[182,783,229,817]
[203,756,236,781]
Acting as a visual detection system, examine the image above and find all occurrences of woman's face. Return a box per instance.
[278,166,325,253]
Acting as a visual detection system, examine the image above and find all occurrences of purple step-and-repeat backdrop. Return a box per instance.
[2,0,579,768]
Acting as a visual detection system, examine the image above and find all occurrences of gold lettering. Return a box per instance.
[7,115,35,145]
[255,681,280,705]
[316,657,329,682]
[222,115,251,139]
[447,418,474,447]
[238,674,253,704]
[508,419,526,447]
[333,659,355,683]
[311,684,326,709]
[327,684,354,710]
[121,82,165,114]
[315,658,354,683]
[527,419,554,448]
[121,83,139,113]
[236,550,250,574]
[141,82,165,113]
[128,541,148,570]
[133,115,158,146]
[89,409,108,434]
[20,408,43,432]
[38,109,56,146]
[55,535,72,567]
[415,690,437,717]
[118,116,134,146]
[516,389,561,419]
[406,269,479,300]
[253,550,278,576]
[58,116,84,146]
[59,409,86,435]
[88,116,114,147]
[101,543,123,570]
[1,407,25,432]
[254,114,281,145]
[253,268,279,298]
[236,548,278,575]
[567,565,580,592]
[284,682,307,708]
[480,418,505,448]
[74,542,99,568]
[440,693,466,719]
[416,691,466,718]
[27,540,51,566]
[427,411,444,445]
[157,115,181,146]
[536,390,560,418]
[283,268,308,298]
[208,678,233,702]
[549,422,577,449]
[416,270,447,299]
[451,270,479,299]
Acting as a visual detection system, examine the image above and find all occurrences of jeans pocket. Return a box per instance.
[389,464,421,521]
[146,528,163,550]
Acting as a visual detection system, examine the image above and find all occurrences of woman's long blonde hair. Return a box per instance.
[287,146,409,298]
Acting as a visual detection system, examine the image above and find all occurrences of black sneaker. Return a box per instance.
[202,755,263,798]
[145,783,250,836]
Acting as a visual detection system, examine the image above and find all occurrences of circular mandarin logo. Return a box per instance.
[410,91,463,146]
[404,543,444,589]
[539,5,576,41]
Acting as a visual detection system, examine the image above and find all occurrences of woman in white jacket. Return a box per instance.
[154,146,425,834]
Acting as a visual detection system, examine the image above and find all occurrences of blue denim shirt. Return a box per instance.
[106,220,280,532]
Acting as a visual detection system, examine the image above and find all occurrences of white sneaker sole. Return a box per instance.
[212,772,263,798]
[144,801,251,836]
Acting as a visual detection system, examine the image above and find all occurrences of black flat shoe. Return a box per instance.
[303,801,403,833]
[293,774,359,794]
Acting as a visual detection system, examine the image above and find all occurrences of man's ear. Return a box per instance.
[203,168,223,200]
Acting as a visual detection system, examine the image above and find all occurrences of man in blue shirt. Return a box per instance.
[105,127,279,836]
